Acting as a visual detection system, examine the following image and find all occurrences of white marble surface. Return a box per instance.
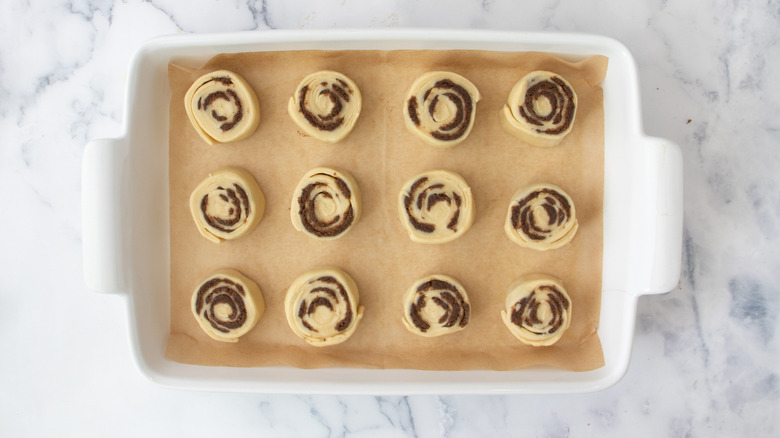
[1,0,778,436]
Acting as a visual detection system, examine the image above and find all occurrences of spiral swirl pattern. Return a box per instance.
[184,70,261,144]
[398,170,475,244]
[284,267,364,347]
[501,274,572,346]
[191,269,265,343]
[505,183,578,250]
[291,167,361,240]
[287,71,362,143]
[500,71,578,148]
[402,275,470,337]
[403,72,480,148]
[189,167,265,243]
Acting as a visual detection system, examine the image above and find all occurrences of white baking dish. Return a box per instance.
[81,29,682,394]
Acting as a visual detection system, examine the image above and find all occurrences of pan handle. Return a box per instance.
[81,137,128,294]
[627,135,683,296]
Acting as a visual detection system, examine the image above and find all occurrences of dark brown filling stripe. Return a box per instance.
[297,77,355,132]
[194,278,248,334]
[518,76,576,135]
[403,177,464,234]
[407,78,474,142]
[407,97,420,126]
[509,285,569,335]
[200,183,250,233]
[408,278,470,332]
[297,175,355,238]
[295,276,354,334]
[197,84,244,132]
[510,188,572,241]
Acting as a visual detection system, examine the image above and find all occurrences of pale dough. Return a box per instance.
[189,166,265,243]
[287,70,362,143]
[500,71,578,148]
[191,268,265,343]
[284,267,364,347]
[403,71,481,148]
[398,170,475,244]
[501,274,572,346]
[290,167,361,240]
[402,274,470,337]
[504,182,578,250]
[184,70,261,144]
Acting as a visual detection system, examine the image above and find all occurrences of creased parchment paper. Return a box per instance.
[166,50,607,371]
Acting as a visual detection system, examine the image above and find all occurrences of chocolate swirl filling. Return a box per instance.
[285,267,363,346]
[408,278,470,333]
[518,76,575,135]
[298,78,353,132]
[403,177,463,234]
[194,277,248,334]
[184,70,261,145]
[407,79,474,142]
[510,188,572,242]
[509,284,570,335]
[200,183,251,234]
[190,167,265,243]
[297,173,356,238]
[295,276,354,334]
[196,77,244,133]
[398,170,474,244]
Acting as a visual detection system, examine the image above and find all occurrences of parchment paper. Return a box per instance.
[166,50,607,371]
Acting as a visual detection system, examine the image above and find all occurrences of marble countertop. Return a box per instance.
[2,0,778,436]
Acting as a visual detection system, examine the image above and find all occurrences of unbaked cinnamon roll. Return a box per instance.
[500,71,577,147]
[287,71,362,143]
[398,170,475,244]
[403,72,481,147]
[504,183,578,250]
[191,268,265,343]
[501,274,572,346]
[290,167,361,240]
[284,267,364,347]
[189,167,265,243]
[184,70,261,144]
[402,274,470,337]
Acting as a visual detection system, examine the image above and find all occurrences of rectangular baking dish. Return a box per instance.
[81,29,682,394]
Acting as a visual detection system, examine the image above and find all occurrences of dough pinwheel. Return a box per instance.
[189,167,265,243]
[504,183,578,250]
[287,70,362,143]
[184,70,261,144]
[290,167,361,240]
[284,267,364,347]
[398,170,475,244]
[191,268,265,343]
[501,274,572,346]
[500,71,578,147]
[403,71,480,147]
[402,274,470,337]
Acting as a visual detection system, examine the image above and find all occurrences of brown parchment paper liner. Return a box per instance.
[166,50,607,371]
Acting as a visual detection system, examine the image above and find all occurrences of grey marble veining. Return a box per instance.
[1,0,778,436]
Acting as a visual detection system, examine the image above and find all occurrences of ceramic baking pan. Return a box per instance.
[81,29,682,394]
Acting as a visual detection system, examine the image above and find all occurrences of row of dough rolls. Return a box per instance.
[188,166,579,250]
[399,171,580,250]
[184,69,579,148]
[191,267,362,346]
[188,166,360,243]
[190,268,573,347]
